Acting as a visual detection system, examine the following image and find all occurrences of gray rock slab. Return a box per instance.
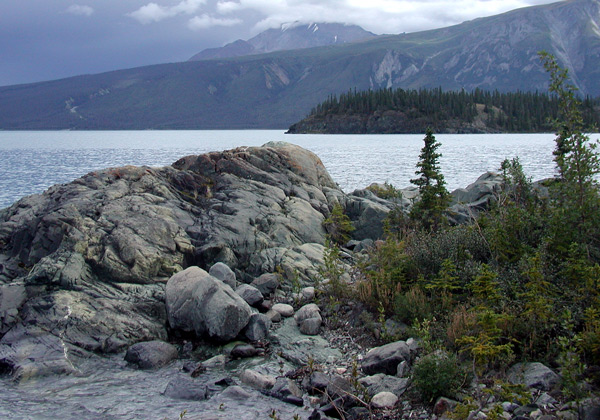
[270,317,341,365]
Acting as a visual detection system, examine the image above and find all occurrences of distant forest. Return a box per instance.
[302,87,600,133]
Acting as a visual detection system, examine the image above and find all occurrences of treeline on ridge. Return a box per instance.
[288,86,600,134]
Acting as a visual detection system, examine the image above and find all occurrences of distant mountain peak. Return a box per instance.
[189,22,377,61]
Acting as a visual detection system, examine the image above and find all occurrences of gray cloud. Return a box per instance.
[188,14,243,30]
[129,0,207,24]
[65,5,94,17]
[0,0,561,86]
[214,0,559,34]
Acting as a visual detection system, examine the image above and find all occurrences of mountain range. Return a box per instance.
[0,0,598,130]
[189,22,377,61]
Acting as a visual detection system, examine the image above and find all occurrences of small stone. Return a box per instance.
[336,367,347,375]
[266,309,282,323]
[230,343,258,358]
[240,369,276,390]
[501,402,519,413]
[236,284,264,307]
[209,262,236,288]
[326,376,353,400]
[294,303,321,323]
[299,317,322,335]
[271,377,303,399]
[202,354,228,368]
[272,303,294,317]
[513,404,540,417]
[433,397,458,416]
[371,391,398,409]
[535,392,557,407]
[124,340,178,370]
[556,410,578,420]
[251,273,280,296]
[243,313,272,341]
[283,395,304,406]
[163,377,208,400]
[304,371,330,393]
[301,287,316,301]
[396,360,409,377]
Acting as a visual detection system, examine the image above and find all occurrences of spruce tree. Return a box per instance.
[539,51,600,257]
[410,128,450,230]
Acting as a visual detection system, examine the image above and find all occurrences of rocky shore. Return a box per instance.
[0,142,597,419]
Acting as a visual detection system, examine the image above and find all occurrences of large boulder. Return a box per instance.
[507,362,560,391]
[361,341,412,376]
[166,266,252,341]
[449,172,504,222]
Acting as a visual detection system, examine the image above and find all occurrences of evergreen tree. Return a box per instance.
[539,51,600,257]
[410,128,450,230]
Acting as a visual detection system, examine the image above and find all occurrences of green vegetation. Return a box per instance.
[323,202,355,246]
[324,54,600,405]
[412,351,466,403]
[410,128,450,231]
[292,85,600,134]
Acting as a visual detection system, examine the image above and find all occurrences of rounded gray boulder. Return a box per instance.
[124,340,178,369]
[166,266,252,341]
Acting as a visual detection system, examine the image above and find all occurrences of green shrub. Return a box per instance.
[412,350,465,403]
[323,202,355,245]
[366,181,402,199]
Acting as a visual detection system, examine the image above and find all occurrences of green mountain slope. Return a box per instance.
[0,0,598,130]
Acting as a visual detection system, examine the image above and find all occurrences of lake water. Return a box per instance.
[0,130,598,419]
[1,130,597,210]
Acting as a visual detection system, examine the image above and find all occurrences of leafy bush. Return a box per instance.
[412,351,465,403]
[366,181,402,199]
[323,202,355,245]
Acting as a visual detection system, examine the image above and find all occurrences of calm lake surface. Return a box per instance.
[1,130,597,209]
[0,130,599,419]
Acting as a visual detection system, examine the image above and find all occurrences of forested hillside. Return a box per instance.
[287,87,600,134]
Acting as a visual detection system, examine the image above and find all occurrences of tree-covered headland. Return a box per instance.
[288,82,600,134]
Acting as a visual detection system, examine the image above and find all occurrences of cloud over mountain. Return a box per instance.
[129,0,207,24]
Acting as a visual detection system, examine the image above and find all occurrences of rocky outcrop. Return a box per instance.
[0,142,357,377]
[0,140,515,380]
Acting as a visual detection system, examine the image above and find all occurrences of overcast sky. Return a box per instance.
[0,0,561,87]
